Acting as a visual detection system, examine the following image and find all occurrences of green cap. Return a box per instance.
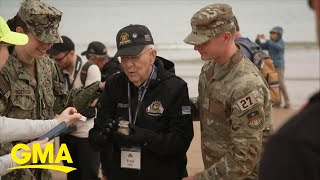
[18,0,63,43]
[184,3,235,45]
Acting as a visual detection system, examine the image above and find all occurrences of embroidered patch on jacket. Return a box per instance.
[247,111,262,128]
[236,93,257,111]
[146,100,164,116]
[182,106,191,115]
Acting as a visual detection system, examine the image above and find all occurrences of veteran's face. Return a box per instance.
[121,46,156,87]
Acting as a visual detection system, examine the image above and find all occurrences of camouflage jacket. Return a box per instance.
[194,46,272,180]
[0,52,100,180]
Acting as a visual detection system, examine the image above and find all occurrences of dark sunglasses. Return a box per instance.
[53,51,70,62]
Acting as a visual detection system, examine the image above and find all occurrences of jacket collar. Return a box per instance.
[204,44,243,81]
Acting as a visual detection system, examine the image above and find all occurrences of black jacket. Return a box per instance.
[259,92,320,180]
[89,56,194,180]
[100,57,123,81]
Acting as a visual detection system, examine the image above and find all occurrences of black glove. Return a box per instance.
[95,118,119,135]
[88,127,108,151]
[105,118,120,134]
[80,106,96,119]
[116,124,155,146]
[88,118,119,150]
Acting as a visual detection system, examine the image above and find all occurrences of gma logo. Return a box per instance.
[8,143,76,173]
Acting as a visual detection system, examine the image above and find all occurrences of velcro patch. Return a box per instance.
[236,93,257,111]
[182,106,191,115]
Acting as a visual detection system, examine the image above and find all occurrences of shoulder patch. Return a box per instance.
[247,111,263,128]
[182,106,191,115]
[236,92,257,111]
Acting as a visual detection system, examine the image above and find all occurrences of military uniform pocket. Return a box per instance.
[8,94,36,119]
[10,94,36,110]
[43,88,55,107]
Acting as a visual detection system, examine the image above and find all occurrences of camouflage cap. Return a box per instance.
[18,0,63,43]
[184,3,235,45]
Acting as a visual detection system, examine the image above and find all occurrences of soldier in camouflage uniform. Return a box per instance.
[0,0,102,179]
[183,4,273,180]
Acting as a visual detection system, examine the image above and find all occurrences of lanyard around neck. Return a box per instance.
[128,66,155,124]
[66,57,82,90]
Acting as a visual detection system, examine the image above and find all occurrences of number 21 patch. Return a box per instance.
[236,93,257,111]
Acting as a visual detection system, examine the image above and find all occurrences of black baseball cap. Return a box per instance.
[114,24,154,57]
[47,35,75,55]
[81,41,108,56]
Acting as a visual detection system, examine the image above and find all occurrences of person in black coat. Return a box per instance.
[89,24,194,180]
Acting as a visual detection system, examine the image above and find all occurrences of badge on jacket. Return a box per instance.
[146,100,164,116]
[247,111,263,128]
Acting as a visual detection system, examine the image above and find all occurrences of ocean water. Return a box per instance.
[0,0,316,45]
[0,0,319,108]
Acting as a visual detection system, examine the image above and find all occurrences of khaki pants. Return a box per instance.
[275,68,290,105]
